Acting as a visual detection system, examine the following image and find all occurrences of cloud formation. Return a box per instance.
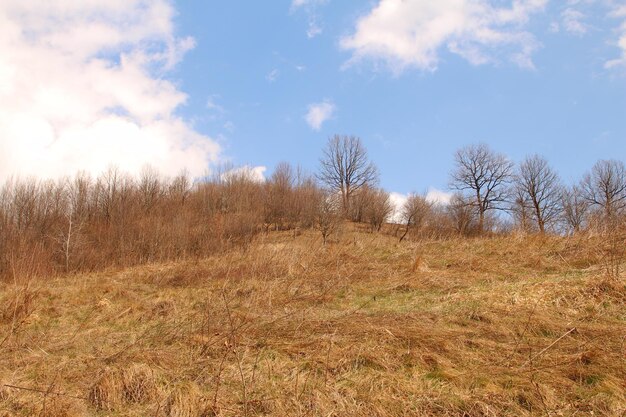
[221,165,267,183]
[266,69,280,82]
[305,101,336,131]
[425,188,453,205]
[561,8,588,35]
[291,0,328,10]
[388,188,453,223]
[388,192,409,223]
[291,0,328,39]
[340,0,547,73]
[606,4,626,69]
[0,0,220,181]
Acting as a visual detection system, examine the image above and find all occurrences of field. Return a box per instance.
[1,226,625,416]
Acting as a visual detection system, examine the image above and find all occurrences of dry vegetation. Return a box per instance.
[1,224,624,416]
[1,139,625,415]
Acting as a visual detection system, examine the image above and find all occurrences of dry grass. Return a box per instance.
[0,226,624,416]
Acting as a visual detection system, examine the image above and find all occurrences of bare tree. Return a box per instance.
[169,170,192,205]
[138,166,163,214]
[509,184,534,233]
[363,188,393,232]
[399,193,432,242]
[449,143,514,233]
[447,193,477,236]
[514,155,562,233]
[561,185,589,234]
[264,162,294,230]
[316,191,341,245]
[292,173,321,229]
[581,159,626,219]
[317,135,379,215]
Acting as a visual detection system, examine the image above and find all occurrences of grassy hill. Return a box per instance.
[1,225,624,416]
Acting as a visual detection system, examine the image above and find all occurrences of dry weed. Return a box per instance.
[88,367,125,411]
[1,228,624,416]
[162,382,207,417]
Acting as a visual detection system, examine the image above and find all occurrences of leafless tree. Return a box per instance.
[581,159,626,219]
[69,172,92,221]
[94,166,121,222]
[292,174,321,229]
[561,185,589,234]
[449,143,514,233]
[347,186,392,231]
[447,193,477,236]
[138,166,163,214]
[316,191,341,245]
[317,135,379,215]
[509,184,534,233]
[264,162,293,230]
[168,170,192,205]
[514,155,562,233]
[399,193,432,242]
[363,188,393,232]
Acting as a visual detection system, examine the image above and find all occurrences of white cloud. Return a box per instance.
[223,121,235,132]
[221,165,267,183]
[291,0,328,10]
[266,69,280,82]
[425,188,453,205]
[605,5,626,70]
[389,192,408,223]
[291,0,328,39]
[388,188,452,223]
[206,95,225,113]
[307,20,323,38]
[549,21,560,33]
[0,0,220,182]
[305,100,336,131]
[561,8,588,35]
[340,0,547,73]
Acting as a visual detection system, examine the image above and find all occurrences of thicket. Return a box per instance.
[0,165,322,280]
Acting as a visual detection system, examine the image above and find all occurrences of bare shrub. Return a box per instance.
[316,191,341,245]
[0,166,272,280]
[350,186,392,231]
[399,193,432,242]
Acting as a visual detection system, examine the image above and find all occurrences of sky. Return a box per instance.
[1,0,625,204]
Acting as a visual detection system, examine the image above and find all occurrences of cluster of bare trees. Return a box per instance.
[0,165,328,279]
[0,136,624,279]
[448,143,626,235]
[315,137,626,239]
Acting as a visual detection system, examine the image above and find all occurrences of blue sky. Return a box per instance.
[1,0,625,200]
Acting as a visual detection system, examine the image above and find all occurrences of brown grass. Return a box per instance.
[0,226,624,416]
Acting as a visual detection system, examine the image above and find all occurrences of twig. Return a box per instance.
[3,384,88,401]
[222,289,248,417]
[520,327,576,368]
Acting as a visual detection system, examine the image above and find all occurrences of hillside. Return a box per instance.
[1,226,625,416]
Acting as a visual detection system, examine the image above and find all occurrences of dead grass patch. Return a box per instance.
[1,229,624,416]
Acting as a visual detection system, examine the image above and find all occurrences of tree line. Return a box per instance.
[316,136,625,237]
[0,135,624,280]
